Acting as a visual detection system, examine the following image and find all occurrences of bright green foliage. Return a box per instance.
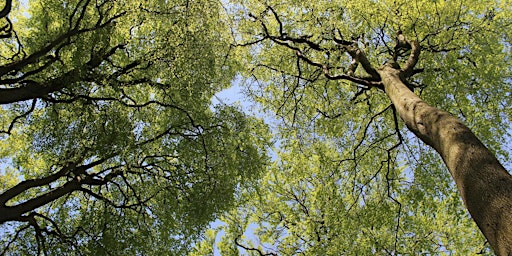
[195,0,512,254]
[0,0,270,254]
[2,0,512,254]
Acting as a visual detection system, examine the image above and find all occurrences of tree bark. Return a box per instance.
[0,180,81,223]
[378,64,512,255]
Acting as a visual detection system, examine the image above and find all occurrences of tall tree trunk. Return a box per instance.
[378,64,512,255]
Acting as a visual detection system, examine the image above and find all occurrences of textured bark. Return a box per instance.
[378,64,512,255]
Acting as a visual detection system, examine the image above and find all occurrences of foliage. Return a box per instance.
[195,0,512,254]
[0,0,270,254]
[2,0,512,254]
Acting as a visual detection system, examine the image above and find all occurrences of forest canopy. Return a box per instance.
[207,0,512,254]
[0,0,269,254]
[1,0,512,255]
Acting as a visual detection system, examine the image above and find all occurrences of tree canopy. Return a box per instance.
[204,0,512,255]
[1,0,512,255]
[0,0,269,254]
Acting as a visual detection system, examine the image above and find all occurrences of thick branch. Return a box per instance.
[0,44,126,104]
[0,164,74,206]
[0,69,80,104]
[401,40,421,77]
[342,45,380,80]
[0,29,79,77]
[0,180,82,223]
[0,156,110,207]
[0,0,12,19]
[391,32,421,78]
[0,0,12,39]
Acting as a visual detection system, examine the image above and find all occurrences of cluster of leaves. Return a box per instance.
[0,0,270,254]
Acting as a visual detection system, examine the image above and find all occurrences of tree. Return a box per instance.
[208,0,512,255]
[0,0,269,254]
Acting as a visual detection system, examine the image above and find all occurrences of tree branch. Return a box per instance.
[235,237,277,256]
[0,69,80,104]
[0,164,74,206]
[0,0,12,19]
[296,51,383,89]
[0,44,126,104]
[0,154,111,209]
[0,224,30,255]
[342,45,380,80]
[0,180,82,223]
[0,9,125,78]
[401,40,421,77]
[1,99,37,135]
